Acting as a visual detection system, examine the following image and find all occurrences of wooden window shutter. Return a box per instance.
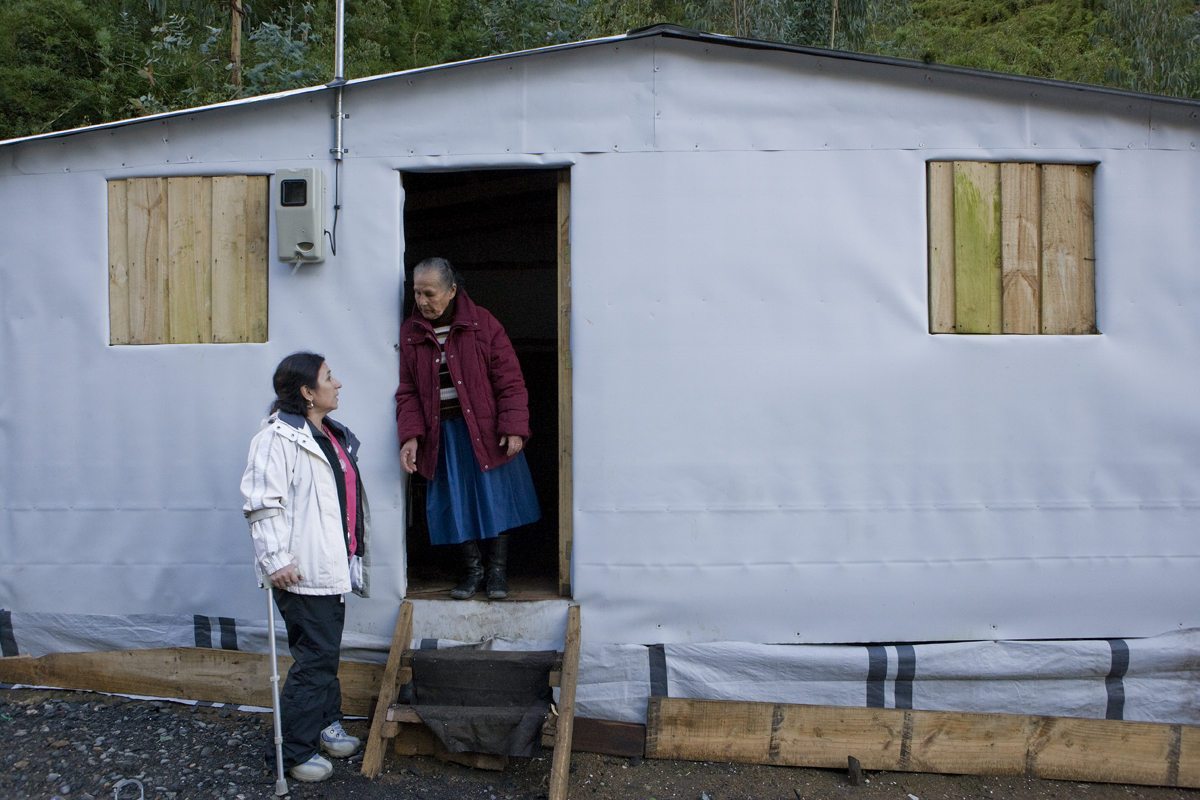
[928,161,1096,335]
[109,176,268,344]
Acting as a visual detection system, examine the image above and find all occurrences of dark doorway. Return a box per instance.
[400,169,564,599]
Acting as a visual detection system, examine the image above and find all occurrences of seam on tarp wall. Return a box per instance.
[575,502,1200,512]
[572,556,1200,567]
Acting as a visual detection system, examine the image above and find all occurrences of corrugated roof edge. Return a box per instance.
[2,23,1196,148]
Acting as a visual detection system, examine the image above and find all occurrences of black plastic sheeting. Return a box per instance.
[410,649,557,757]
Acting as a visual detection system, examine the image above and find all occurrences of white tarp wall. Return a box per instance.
[2,32,1199,722]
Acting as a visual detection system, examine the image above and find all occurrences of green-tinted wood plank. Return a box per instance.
[953,162,1002,334]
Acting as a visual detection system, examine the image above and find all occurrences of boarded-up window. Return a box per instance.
[928,162,1096,335]
[108,176,268,344]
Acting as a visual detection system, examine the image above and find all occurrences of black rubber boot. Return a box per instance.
[486,534,509,600]
[450,540,484,600]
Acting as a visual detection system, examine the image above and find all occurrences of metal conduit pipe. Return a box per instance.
[324,0,346,256]
[331,0,346,162]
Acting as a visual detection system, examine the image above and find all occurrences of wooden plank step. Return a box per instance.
[645,697,1200,789]
[387,705,423,723]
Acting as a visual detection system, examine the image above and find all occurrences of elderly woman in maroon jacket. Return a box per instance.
[395,257,541,600]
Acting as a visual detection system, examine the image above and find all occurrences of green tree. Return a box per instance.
[1100,0,1200,96]
[0,0,112,139]
[865,0,1119,87]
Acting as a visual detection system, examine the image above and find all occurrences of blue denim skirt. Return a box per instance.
[426,417,542,546]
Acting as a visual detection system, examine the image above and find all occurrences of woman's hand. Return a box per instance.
[499,435,524,457]
[400,438,419,474]
[269,564,302,590]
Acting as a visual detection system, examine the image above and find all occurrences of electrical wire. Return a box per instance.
[325,157,341,256]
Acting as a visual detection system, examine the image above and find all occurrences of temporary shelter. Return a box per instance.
[2,25,1199,727]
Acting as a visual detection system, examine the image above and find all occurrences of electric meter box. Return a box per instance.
[275,168,326,263]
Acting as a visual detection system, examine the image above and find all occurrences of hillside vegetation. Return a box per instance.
[1,0,1197,140]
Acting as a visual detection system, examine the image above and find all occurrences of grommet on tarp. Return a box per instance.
[113,778,144,800]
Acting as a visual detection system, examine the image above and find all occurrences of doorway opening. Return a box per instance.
[400,168,571,600]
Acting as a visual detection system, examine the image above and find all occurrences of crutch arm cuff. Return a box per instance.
[246,507,282,524]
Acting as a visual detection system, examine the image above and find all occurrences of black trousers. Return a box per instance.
[272,590,345,769]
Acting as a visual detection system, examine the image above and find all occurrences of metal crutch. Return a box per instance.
[267,585,289,796]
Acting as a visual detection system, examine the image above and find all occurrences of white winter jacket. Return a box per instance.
[241,411,371,597]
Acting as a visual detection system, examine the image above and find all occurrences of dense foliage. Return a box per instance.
[1,0,1197,140]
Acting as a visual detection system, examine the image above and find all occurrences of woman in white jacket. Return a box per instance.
[241,352,370,783]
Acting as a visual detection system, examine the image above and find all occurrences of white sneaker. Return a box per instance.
[288,752,333,782]
[320,720,361,758]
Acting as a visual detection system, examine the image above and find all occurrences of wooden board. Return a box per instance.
[544,717,646,758]
[211,175,250,343]
[0,648,382,716]
[570,718,645,758]
[557,169,573,597]
[126,177,168,344]
[245,175,269,342]
[362,602,415,779]
[167,176,212,343]
[107,180,131,345]
[645,697,1200,789]
[549,605,581,800]
[1000,163,1040,334]
[952,162,1002,334]
[1041,164,1096,334]
[926,162,955,333]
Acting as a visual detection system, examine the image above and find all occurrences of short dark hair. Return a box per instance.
[413,256,463,291]
[271,352,325,416]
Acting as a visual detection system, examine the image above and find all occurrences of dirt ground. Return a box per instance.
[2,687,1197,800]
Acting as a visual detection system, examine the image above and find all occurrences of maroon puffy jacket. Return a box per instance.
[395,289,532,480]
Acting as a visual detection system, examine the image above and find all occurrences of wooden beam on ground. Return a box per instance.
[544,716,646,758]
[645,697,1200,789]
[549,605,581,800]
[0,648,381,716]
[572,718,645,758]
[362,601,414,779]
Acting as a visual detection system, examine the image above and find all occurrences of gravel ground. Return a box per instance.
[3,687,1198,800]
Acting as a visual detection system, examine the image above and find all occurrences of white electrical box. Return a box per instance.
[275,168,326,263]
